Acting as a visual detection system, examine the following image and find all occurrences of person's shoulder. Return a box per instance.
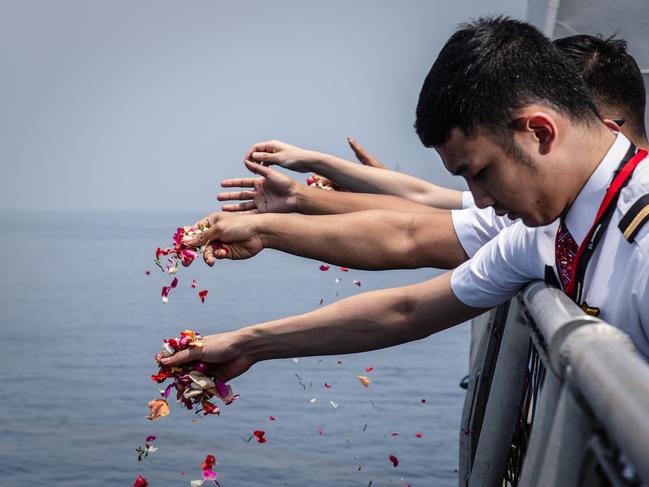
[618,154,649,245]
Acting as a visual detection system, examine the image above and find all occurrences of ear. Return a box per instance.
[603,118,622,133]
[525,113,557,155]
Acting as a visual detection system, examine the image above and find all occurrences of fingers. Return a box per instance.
[203,242,230,266]
[244,159,272,177]
[244,140,279,164]
[203,240,216,266]
[347,136,386,169]
[221,177,256,188]
[159,346,202,367]
[217,190,255,202]
[221,201,257,212]
[347,136,368,163]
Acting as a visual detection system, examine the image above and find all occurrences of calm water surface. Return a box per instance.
[0,211,469,486]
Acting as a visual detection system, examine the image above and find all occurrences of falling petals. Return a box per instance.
[389,454,399,467]
[353,280,361,287]
[415,433,423,438]
[145,270,151,275]
[171,277,179,289]
[253,430,267,443]
[201,400,220,416]
[391,432,400,437]
[202,454,216,471]
[133,476,148,487]
[319,265,330,271]
[145,399,170,420]
[357,375,371,387]
[365,367,374,372]
[339,267,349,272]
[202,470,217,481]
[324,383,332,389]
[199,290,208,303]
[269,416,276,421]
[191,279,198,289]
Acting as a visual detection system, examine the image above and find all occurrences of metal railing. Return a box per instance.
[459,281,649,487]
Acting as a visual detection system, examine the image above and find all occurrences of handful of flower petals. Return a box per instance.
[150,329,237,416]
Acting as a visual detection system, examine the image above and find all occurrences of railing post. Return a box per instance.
[468,298,529,487]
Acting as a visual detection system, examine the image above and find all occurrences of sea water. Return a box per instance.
[0,210,469,486]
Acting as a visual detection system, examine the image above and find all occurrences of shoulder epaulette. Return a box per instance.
[618,194,649,242]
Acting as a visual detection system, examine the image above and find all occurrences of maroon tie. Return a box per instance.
[555,221,578,291]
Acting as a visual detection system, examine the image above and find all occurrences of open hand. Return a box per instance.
[347,136,387,169]
[218,160,299,214]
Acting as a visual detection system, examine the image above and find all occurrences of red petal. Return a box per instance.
[170,277,178,289]
[269,416,276,421]
[133,475,149,487]
[324,383,332,388]
[199,290,208,303]
[161,286,171,298]
[253,430,266,443]
[415,433,423,438]
[365,367,374,372]
[389,454,399,467]
[339,267,349,272]
[319,265,330,271]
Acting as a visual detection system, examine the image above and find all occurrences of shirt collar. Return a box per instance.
[565,132,632,244]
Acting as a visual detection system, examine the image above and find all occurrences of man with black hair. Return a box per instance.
[161,18,649,380]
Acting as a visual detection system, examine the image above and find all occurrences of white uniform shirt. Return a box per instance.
[452,196,515,257]
[451,134,649,358]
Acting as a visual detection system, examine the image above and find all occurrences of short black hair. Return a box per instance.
[415,17,601,148]
[554,34,647,142]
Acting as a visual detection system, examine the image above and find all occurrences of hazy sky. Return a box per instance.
[1,1,526,213]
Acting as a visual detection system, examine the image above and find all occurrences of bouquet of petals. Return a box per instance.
[150,329,236,415]
[154,226,220,304]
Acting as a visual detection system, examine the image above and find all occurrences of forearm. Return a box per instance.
[240,272,484,360]
[297,184,443,215]
[257,210,468,270]
[310,152,464,209]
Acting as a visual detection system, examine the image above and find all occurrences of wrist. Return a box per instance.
[255,213,281,250]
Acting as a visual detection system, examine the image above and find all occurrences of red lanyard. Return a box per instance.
[566,146,648,303]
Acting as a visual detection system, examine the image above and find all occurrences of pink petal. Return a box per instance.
[161,286,171,298]
[171,277,179,289]
[319,265,330,271]
[202,470,217,481]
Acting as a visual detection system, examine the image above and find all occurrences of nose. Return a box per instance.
[467,181,497,209]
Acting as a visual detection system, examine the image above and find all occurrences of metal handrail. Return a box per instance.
[460,281,649,486]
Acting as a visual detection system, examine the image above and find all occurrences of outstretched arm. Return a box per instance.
[218,161,445,215]
[183,209,468,270]
[159,271,486,381]
[245,140,465,209]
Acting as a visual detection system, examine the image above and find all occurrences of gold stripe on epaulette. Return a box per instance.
[623,206,649,240]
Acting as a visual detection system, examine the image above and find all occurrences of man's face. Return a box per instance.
[437,128,559,227]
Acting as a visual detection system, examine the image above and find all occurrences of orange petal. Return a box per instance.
[357,375,371,387]
[145,399,170,421]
